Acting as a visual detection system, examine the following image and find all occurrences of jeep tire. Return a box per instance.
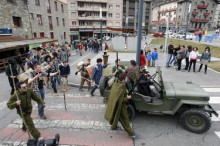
[99,76,109,96]
[127,104,135,121]
[180,109,211,134]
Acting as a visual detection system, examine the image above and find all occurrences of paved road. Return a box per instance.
[0,48,220,145]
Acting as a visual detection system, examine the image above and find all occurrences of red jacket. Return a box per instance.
[140,54,146,66]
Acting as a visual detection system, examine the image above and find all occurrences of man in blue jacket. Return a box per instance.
[91,58,107,96]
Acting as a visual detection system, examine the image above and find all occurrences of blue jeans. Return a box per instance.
[51,79,57,93]
[166,54,172,67]
[91,81,99,94]
[35,89,45,117]
[56,76,61,85]
[152,59,156,67]
[170,56,177,66]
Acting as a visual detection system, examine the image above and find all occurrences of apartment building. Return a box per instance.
[122,0,152,34]
[28,0,70,44]
[68,0,123,41]
[0,0,70,44]
[150,0,220,33]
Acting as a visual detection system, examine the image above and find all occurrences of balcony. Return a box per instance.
[192,11,199,15]
[78,16,107,20]
[197,5,208,9]
[77,7,107,11]
[190,19,209,22]
[78,25,106,29]
[204,12,210,16]
[76,0,107,3]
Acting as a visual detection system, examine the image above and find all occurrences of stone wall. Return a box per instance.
[0,0,32,38]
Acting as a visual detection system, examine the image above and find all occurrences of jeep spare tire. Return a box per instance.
[99,76,109,96]
[180,109,211,134]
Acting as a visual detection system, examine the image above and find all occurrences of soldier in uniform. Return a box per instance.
[104,73,139,139]
[7,81,45,140]
[79,59,91,91]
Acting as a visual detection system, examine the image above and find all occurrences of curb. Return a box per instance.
[68,83,99,89]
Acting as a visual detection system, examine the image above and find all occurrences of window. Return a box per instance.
[13,16,22,27]
[213,4,215,8]
[50,32,54,39]
[72,21,77,26]
[61,4,64,13]
[211,10,213,14]
[54,2,58,11]
[40,32,44,38]
[47,0,51,13]
[30,13,34,19]
[35,0,40,6]
[71,12,76,18]
[56,17,59,26]
[64,32,66,39]
[48,16,53,30]
[37,14,43,25]
[7,0,16,3]
[116,5,120,10]
[108,13,112,18]
[71,3,75,8]
[33,33,37,38]
[108,5,113,10]
[179,9,182,12]
[116,22,120,26]
[62,18,65,26]
[116,13,120,18]
[210,17,212,20]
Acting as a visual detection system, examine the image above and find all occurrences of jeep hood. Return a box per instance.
[163,82,209,101]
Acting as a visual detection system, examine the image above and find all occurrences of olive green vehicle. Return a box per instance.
[99,67,218,134]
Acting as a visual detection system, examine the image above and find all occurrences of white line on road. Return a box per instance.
[215,131,220,139]
[0,100,7,112]
[70,53,92,67]
[209,97,220,104]
[203,88,220,93]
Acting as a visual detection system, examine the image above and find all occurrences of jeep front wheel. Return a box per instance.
[180,109,211,134]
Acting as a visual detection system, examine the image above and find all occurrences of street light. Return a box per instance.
[184,0,191,40]
[100,7,103,51]
[164,17,170,52]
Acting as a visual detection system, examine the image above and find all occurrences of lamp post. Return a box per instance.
[164,17,170,52]
[136,0,144,67]
[184,0,191,40]
[100,7,103,51]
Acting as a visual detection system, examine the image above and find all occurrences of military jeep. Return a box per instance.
[99,67,218,134]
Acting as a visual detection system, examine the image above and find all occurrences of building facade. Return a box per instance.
[28,0,70,44]
[150,0,219,33]
[122,0,151,34]
[0,0,70,44]
[0,0,32,38]
[68,0,123,41]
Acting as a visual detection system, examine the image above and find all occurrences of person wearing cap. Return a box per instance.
[59,60,70,92]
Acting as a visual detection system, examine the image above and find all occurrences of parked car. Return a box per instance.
[153,33,164,37]
[99,67,218,134]
[177,33,196,40]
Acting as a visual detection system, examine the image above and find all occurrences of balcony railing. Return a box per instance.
[77,7,107,11]
[204,12,210,16]
[197,5,208,9]
[78,16,107,20]
[190,19,209,22]
[158,7,177,13]
[76,0,107,3]
[192,11,199,15]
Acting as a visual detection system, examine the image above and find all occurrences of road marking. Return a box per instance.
[203,88,220,93]
[70,52,92,67]
[211,111,220,121]
[0,100,7,112]
[8,118,131,133]
[215,131,220,138]
[209,97,220,104]
[33,103,106,111]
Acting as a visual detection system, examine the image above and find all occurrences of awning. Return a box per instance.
[0,37,57,52]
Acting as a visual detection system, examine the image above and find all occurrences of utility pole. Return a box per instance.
[184,0,191,40]
[100,7,103,51]
[164,17,170,52]
[136,0,144,67]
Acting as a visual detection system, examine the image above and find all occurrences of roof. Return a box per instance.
[0,36,57,52]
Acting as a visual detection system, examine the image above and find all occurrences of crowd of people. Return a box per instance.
[73,39,109,55]
[165,41,212,74]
